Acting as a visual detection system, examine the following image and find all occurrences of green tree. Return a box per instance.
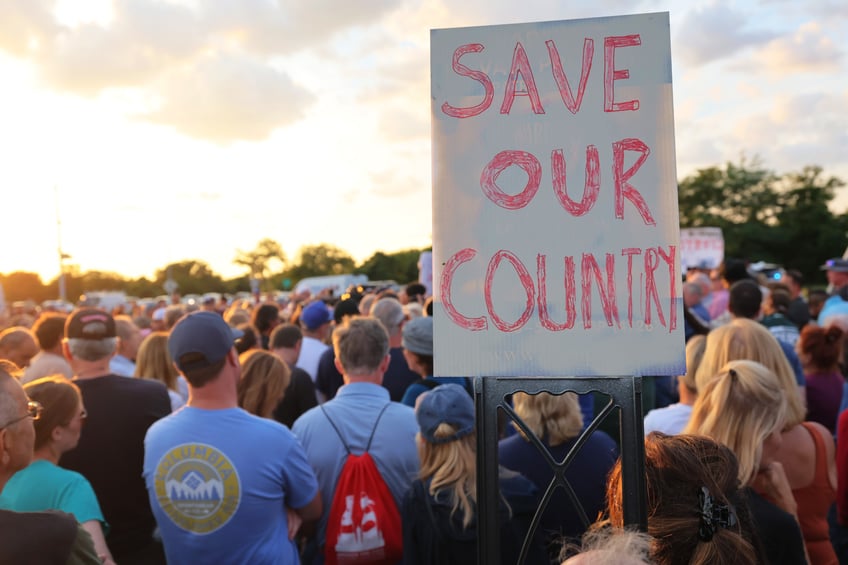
[124,277,161,298]
[678,158,780,228]
[154,260,226,295]
[285,244,356,281]
[233,238,287,291]
[678,160,848,284]
[358,248,427,283]
[79,271,126,291]
[774,166,848,282]
[0,272,49,302]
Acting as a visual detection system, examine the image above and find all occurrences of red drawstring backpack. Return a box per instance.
[322,403,403,565]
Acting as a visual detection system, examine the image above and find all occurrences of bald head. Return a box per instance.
[0,360,20,424]
[0,360,35,485]
[0,327,38,369]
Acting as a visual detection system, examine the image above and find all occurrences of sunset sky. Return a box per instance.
[1,0,845,285]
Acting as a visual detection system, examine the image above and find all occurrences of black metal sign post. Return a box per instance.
[475,375,648,565]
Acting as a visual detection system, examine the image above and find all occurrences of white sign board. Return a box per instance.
[431,12,684,377]
[680,227,724,271]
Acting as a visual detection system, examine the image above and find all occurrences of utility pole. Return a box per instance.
[55,185,68,302]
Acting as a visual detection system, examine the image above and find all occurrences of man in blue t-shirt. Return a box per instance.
[143,312,321,565]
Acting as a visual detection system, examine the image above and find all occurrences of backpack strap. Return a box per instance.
[322,402,393,455]
[320,405,351,455]
[365,403,392,452]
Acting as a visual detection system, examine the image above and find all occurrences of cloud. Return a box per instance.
[727,91,848,172]
[674,3,777,66]
[369,169,423,198]
[201,0,402,55]
[0,1,57,56]
[378,107,428,141]
[140,51,314,142]
[750,21,843,75]
[0,0,406,140]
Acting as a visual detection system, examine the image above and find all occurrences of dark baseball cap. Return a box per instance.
[821,258,848,273]
[416,384,475,444]
[65,309,116,340]
[168,311,243,372]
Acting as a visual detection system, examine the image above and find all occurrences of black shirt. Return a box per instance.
[59,375,171,559]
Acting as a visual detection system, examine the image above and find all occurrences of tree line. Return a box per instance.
[679,161,847,282]
[4,159,847,303]
[1,244,428,303]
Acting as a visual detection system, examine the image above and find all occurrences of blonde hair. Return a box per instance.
[694,318,804,426]
[512,391,582,446]
[418,423,477,528]
[561,528,654,565]
[237,350,290,418]
[134,332,179,391]
[679,335,707,392]
[684,360,787,484]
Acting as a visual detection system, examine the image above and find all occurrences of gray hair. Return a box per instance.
[164,305,186,330]
[333,318,389,377]
[370,298,405,336]
[0,360,20,425]
[66,338,118,361]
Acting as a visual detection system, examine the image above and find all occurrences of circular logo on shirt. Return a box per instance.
[153,443,241,534]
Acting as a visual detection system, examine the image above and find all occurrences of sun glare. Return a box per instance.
[53,0,115,28]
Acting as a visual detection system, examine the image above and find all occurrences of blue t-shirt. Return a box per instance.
[0,459,106,528]
[143,407,318,565]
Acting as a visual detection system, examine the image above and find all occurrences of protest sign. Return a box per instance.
[431,12,684,377]
[680,227,724,271]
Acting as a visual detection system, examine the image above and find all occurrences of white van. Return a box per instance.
[294,274,368,299]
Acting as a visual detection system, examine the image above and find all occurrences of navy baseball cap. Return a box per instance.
[821,258,848,273]
[416,384,475,444]
[168,311,243,372]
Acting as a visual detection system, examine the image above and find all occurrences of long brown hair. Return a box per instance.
[237,350,290,418]
[607,433,761,565]
[24,376,81,450]
[797,324,843,373]
[134,332,180,392]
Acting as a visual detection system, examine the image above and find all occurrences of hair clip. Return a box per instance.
[728,368,738,379]
[698,486,738,542]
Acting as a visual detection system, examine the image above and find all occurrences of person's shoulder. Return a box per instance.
[291,404,325,432]
[498,433,530,463]
[131,376,169,392]
[291,366,313,383]
[99,374,168,393]
[386,400,415,417]
[498,468,539,509]
[0,507,79,537]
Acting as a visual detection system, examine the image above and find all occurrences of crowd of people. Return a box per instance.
[2,260,848,563]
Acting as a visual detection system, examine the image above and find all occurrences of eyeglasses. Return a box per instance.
[0,400,43,430]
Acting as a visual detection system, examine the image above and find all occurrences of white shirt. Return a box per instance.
[643,403,693,436]
[295,336,329,382]
[109,354,136,377]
